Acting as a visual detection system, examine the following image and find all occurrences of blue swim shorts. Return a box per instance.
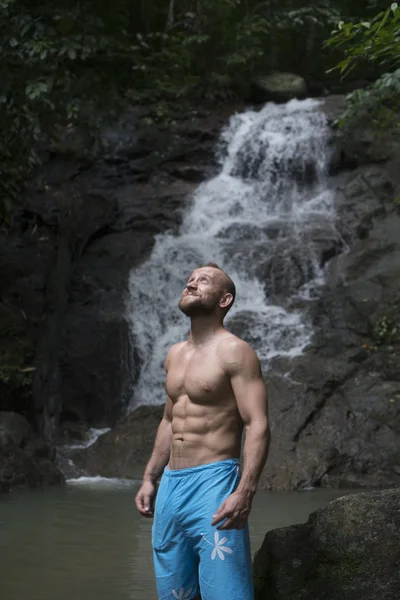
[152,458,254,600]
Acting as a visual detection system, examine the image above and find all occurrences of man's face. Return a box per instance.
[179,267,225,317]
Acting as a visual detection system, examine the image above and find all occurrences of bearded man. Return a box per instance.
[135,262,270,600]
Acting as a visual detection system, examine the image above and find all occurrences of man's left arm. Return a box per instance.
[212,340,270,530]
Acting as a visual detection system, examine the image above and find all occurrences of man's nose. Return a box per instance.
[187,281,197,291]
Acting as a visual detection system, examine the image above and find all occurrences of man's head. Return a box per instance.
[179,262,236,320]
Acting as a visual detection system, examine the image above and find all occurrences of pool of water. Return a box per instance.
[0,480,358,600]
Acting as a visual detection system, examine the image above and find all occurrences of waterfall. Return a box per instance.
[126,99,338,408]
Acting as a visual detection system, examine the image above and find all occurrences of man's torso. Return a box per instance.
[165,332,243,469]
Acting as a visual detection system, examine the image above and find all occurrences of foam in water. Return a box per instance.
[60,427,111,451]
[127,99,337,408]
[69,427,111,450]
[66,476,139,488]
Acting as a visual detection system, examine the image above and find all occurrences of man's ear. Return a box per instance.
[219,293,233,309]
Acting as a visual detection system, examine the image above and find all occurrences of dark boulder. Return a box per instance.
[0,411,64,493]
[0,411,32,447]
[253,488,400,600]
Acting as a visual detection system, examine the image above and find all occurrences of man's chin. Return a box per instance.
[178,299,197,316]
[179,296,205,315]
[178,298,214,317]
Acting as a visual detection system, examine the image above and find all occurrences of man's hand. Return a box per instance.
[211,491,253,530]
[135,480,157,518]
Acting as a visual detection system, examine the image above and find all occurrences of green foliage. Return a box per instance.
[0,0,134,226]
[325,4,400,131]
[273,4,339,28]
[0,0,360,224]
[128,1,273,100]
[325,3,400,76]
[334,69,400,130]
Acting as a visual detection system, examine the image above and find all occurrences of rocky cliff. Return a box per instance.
[1,96,399,491]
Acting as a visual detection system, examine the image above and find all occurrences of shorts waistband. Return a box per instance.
[164,458,239,477]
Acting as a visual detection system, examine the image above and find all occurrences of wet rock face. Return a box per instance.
[259,127,400,490]
[53,181,206,428]
[0,107,225,441]
[253,488,400,600]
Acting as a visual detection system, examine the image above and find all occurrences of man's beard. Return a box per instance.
[178,295,217,317]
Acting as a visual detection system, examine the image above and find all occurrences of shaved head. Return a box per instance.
[198,262,236,314]
[198,263,236,314]
[179,263,236,320]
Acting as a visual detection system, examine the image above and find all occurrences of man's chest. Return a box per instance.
[166,350,231,404]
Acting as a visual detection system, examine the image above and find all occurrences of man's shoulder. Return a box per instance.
[169,340,187,354]
[217,333,258,364]
[164,341,187,369]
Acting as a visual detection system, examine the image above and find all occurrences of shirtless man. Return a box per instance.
[135,263,270,600]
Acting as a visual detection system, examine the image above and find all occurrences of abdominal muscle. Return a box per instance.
[167,395,242,470]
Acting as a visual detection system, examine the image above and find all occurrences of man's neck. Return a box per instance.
[189,317,225,347]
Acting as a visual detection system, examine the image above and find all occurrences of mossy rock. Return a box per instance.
[251,72,307,103]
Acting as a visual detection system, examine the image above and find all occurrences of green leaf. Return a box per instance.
[68,48,77,60]
[56,15,75,36]
[376,7,391,35]
[20,22,31,37]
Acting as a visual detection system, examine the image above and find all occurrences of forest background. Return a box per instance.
[0,0,399,223]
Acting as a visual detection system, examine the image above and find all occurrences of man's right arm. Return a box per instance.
[143,397,173,484]
[135,397,173,517]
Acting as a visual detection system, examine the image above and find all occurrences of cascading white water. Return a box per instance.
[127,99,338,408]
